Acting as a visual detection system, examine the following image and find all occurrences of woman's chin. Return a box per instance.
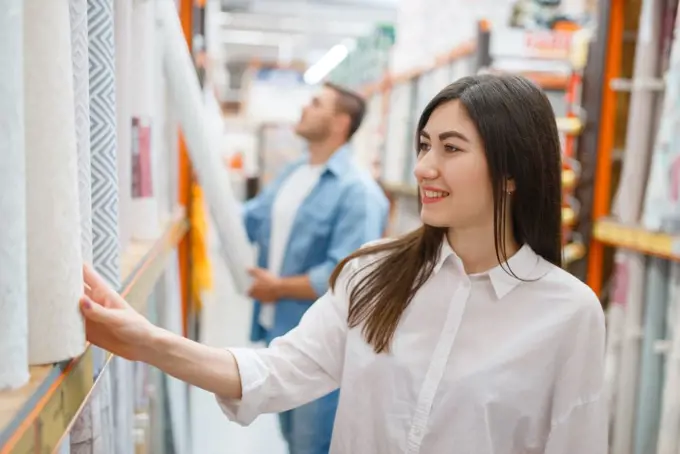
[420,211,450,228]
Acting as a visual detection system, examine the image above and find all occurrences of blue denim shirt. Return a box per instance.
[243,144,389,343]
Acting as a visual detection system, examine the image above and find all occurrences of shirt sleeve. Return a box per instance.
[308,182,389,297]
[215,259,355,425]
[544,289,608,454]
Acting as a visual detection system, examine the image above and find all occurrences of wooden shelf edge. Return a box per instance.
[0,209,189,454]
[592,218,680,261]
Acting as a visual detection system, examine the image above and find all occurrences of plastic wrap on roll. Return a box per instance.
[24,0,85,365]
[0,0,29,390]
[158,0,253,295]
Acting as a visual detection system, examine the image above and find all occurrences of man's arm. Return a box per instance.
[277,275,318,300]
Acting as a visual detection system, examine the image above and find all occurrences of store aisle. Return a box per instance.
[189,226,287,454]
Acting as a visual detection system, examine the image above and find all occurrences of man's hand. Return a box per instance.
[247,267,281,303]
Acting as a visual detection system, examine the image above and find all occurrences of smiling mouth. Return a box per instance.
[422,190,450,198]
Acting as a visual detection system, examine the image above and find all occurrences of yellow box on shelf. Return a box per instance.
[556,117,583,135]
[562,168,577,190]
[562,206,576,226]
[592,218,680,260]
[0,209,189,454]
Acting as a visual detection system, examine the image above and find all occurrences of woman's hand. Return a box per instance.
[81,264,243,398]
[80,264,157,362]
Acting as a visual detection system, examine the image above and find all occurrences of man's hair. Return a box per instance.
[324,82,367,141]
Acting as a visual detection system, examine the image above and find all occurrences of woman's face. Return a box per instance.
[414,100,498,229]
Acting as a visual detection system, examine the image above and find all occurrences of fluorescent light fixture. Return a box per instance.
[304,41,353,85]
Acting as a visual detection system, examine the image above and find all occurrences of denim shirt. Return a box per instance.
[243,144,389,343]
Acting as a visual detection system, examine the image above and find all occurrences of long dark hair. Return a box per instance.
[330,74,563,353]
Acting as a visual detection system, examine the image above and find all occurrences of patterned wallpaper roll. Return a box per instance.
[88,0,121,289]
[0,0,29,390]
[89,0,126,453]
[24,0,85,365]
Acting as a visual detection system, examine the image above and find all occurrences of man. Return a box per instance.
[242,82,389,454]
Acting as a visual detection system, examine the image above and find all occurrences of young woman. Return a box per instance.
[81,74,606,453]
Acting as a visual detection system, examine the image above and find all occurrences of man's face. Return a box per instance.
[295,86,338,142]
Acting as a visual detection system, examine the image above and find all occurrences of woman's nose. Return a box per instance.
[414,159,438,181]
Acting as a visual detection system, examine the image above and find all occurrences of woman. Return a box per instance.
[82,74,606,453]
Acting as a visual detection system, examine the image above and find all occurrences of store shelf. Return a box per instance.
[0,209,189,454]
[593,218,680,261]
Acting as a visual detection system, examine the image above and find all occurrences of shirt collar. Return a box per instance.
[433,239,549,299]
[322,143,354,176]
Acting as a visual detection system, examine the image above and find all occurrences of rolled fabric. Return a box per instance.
[158,0,254,295]
[0,0,29,390]
[24,0,85,365]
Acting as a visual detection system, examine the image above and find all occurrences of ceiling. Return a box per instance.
[216,0,398,68]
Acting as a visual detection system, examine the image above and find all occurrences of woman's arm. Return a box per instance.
[81,262,351,423]
[141,327,243,398]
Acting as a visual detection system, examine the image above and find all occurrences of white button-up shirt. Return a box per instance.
[217,240,607,454]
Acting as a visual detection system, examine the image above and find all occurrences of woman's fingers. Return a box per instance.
[82,263,110,291]
[82,263,127,309]
[84,282,94,299]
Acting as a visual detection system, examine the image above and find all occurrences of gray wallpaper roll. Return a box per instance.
[0,0,29,390]
[88,0,121,289]
[89,0,128,453]
[24,0,86,365]
[69,0,111,451]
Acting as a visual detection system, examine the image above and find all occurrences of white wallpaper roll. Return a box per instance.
[159,0,254,295]
[24,0,86,365]
[112,4,136,453]
[130,0,160,240]
[67,1,108,452]
[116,0,133,251]
[0,0,29,390]
[70,0,93,264]
[159,252,189,454]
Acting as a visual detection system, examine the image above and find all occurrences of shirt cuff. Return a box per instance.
[214,347,269,426]
[308,262,332,297]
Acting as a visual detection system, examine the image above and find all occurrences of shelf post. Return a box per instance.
[586,0,625,295]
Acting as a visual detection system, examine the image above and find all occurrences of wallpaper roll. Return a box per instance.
[116,0,133,251]
[90,0,121,288]
[130,0,160,240]
[67,0,107,452]
[71,0,93,264]
[159,0,254,295]
[89,1,130,453]
[0,0,29,390]
[159,252,190,454]
[24,0,85,365]
[657,263,680,454]
[633,257,669,454]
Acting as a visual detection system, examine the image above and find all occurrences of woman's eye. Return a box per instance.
[444,144,461,153]
[418,142,430,153]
